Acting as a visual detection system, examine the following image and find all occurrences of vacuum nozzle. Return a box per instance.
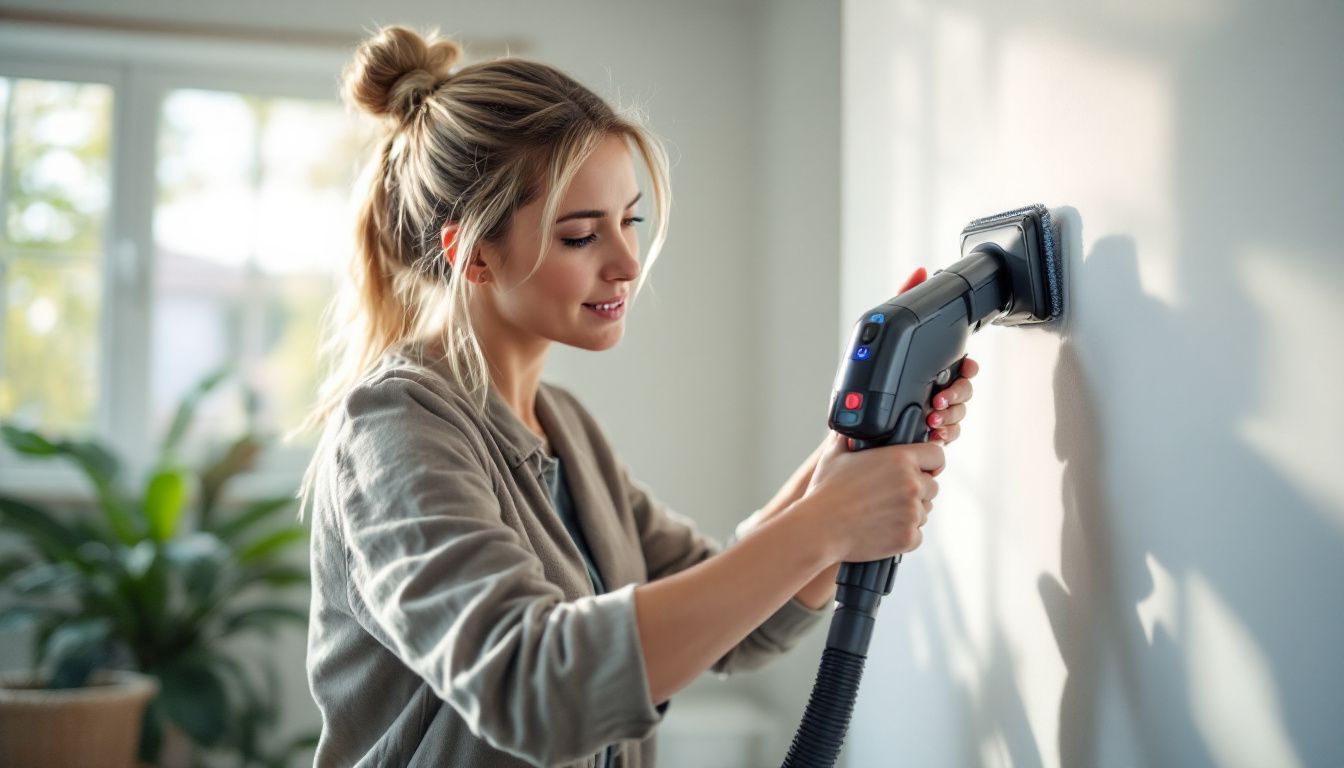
[960,203,1063,326]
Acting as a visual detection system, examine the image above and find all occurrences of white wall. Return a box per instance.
[842,1,1344,766]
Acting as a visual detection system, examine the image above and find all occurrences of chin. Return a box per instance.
[570,328,624,352]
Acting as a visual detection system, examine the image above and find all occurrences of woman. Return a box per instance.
[295,25,977,768]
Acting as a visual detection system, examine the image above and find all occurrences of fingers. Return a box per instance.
[932,378,974,410]
[898,267,928,293]
[921,472,939,501]
[927,403,966,430]
[960,356,980,379]
[930,423,960,444]
[904,441,946,474]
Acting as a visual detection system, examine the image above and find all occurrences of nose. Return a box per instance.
[601,223,641,283]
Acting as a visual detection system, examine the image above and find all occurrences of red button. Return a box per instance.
[844,392,863,410]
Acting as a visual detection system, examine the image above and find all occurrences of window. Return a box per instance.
[0,76,113,436]
[0,25,377,499]
[151,88,375,449]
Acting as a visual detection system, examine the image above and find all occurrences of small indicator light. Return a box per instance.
[869,313,885,323]
[844,392,863,410]
[853,346,871,360]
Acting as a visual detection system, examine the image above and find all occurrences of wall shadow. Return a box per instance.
[1043,4,1344,753]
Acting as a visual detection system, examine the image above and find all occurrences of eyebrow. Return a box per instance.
[555,191,642,223]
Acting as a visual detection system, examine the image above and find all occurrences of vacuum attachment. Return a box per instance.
[782,203,1065,768]
[961,203,1062,326]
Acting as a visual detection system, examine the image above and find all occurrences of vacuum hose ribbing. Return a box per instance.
[781,647,867,767]
[780,557,897,768]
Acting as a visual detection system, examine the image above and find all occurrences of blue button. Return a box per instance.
[869,313,885,323]
[852,346,871,360]
[837,411,860,426]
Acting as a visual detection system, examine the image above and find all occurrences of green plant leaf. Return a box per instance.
[0,603,71,632]
[0,494,90,565]
[211,653,267,762]
[0,426,136,544]
[0,553,36,582]
[209,495,295,545]
[158,654,230,747]
[64,441,140,545]
[232,563,309,592]
[138,694,165,764]
[143,466,189,542]
[1,423,60,454]
[122,542,169,651]
[198,435,264,526]
[219,604,308,638]
[44,618,116,689]
[164,533,231,608]
[236,526,307,565]
[59,438,122,485]
[7,561,81,596]
[160,364,233,462]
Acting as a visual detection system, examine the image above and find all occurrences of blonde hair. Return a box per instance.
[288,25,672,519]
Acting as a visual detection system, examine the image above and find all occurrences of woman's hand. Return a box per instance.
[927,355,979,448]
[801,431,944,562]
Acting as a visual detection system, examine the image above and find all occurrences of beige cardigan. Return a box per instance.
[306,343,828,767]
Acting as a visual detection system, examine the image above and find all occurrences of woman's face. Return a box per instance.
[473,133,643,352]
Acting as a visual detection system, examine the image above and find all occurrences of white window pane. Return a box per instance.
[0,77,112,434]
[151,87,375,451]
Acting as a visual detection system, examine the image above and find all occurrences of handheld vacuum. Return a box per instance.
[780,204,1066,767]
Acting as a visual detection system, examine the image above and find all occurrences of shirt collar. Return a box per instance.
[484,378,557,470]
[398,339,554,471]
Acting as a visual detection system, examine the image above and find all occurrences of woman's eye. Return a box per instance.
[561,216,644,248]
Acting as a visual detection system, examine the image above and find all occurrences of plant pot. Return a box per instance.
[0,669,158,768]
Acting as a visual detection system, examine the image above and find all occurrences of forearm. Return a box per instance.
[633,496,834,704]
[742,499,840,611]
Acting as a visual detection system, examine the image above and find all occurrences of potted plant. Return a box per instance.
[0,366,318,767]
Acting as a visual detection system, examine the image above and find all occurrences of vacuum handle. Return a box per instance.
[833,360,959,606]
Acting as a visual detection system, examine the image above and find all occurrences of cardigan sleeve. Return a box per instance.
[619,462,830,676]
[334,374,665,766]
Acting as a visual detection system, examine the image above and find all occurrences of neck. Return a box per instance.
[467,292,551,435]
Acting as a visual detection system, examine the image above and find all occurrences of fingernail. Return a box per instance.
[934,395,947,409]
[929,412,943,426]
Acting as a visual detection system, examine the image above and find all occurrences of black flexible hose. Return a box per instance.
[780,556,895,767]
[780,647,867,768]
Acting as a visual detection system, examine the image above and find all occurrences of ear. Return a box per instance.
[441,222,460,268]
[441,222,492,284]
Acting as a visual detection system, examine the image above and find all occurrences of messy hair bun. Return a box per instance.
[342,25,462,119]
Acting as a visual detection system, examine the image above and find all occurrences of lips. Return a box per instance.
[582,296,627,320]
[582,295,626,307]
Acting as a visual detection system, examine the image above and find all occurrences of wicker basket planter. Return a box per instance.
[0,669,158,768]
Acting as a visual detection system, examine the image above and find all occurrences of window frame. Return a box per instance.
[0,21,355,504]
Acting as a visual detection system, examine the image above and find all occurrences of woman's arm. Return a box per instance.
[742,435,840,611]
[633,495,836,705]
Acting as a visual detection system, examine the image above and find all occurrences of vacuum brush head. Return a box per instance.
[960,203,1063,326]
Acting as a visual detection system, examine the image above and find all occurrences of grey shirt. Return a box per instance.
[305,344,829,767]
[541,452,606,595]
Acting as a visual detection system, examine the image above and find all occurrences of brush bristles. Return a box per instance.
[965,203,1063,321]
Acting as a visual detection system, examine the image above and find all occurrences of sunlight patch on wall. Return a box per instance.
[997,30,1179,307]
[1186,572,1304,768]
[1135,553,1179,645]
[1235,248,1344,528]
